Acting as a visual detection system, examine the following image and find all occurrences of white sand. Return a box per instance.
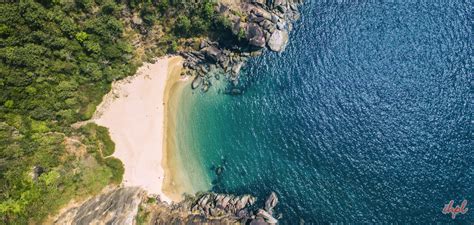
[94,56,182,203]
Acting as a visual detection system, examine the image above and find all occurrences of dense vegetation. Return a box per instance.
[0,0,225,223]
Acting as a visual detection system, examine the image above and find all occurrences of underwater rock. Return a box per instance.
[192,76,202,89]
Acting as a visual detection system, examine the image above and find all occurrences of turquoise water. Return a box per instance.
[180,1,473,223]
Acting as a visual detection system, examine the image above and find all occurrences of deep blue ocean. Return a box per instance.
[183,1,473,223]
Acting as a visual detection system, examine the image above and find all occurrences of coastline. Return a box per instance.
[161,57,211,201]
[93,56,187,202]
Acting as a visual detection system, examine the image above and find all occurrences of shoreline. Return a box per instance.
[93,56,187,203]
[161,57,191,202]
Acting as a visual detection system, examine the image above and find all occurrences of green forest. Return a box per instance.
[0,0,226,223]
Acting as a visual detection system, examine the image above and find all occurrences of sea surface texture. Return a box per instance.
[178,1,473,223]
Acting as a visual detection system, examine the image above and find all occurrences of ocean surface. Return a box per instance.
[176,1,473,223]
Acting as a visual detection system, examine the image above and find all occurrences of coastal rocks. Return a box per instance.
[191,75,202,89]
[202,46,222,62]
[188,192,281,224]
[257,209,278,224]
[247,23,266,48]
[191,193,256,216]
[180,0,301,92]
[53,187,283,225]
[231,61,245,76]
[268,30,289,52]
[265,192,279,214]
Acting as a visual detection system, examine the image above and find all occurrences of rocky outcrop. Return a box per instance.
[180,0,301,92]
[191,193,256,217]
[265,191,279,215]
[268,29,289,52]
[247,23,267,48]
[53,187,145,225]
[54,187,282,225]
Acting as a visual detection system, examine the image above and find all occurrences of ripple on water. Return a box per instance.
[180,1,473,224]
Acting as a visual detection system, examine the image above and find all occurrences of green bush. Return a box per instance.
[105,157,124,184]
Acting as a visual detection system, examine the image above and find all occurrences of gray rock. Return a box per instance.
[236,195,251,209]
[220,58,230,70]
[251,7,272,20]
[198,194,210,206]
[231,61,244,75]
[215,194,225,202]
[221,196,232,208]
[290,3,298,11]
[203,46,222,62]
[191,76,202,89]
[271,14,279,23]
[200,64,209,73]
[200,40,209,49]
[257,209,278,224]
[277,22,286,30]
[252,16,265,23]
[261,20,274,31]
[264,30,271,40]
[267,29,289,52]
[202,83,210,92]
[246,23,266,48]
[265,192,278,214]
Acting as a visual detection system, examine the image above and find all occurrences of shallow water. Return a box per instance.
[177,1,473,223]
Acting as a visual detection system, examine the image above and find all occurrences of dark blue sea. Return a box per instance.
[182,1,473,223]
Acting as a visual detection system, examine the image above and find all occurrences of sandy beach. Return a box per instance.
[161,58,197,202]
[93,56,185,203]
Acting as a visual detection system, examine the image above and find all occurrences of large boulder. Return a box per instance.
[231,61,244,75]
[236,194,254,209]
[191,76,202,89]
[203,46,222,62]
[267,29,288,52]
[232,20,242,36]
[257,209,278,224]
[265,192,278,214]
[250,7,272,20]
[246,23,266,48]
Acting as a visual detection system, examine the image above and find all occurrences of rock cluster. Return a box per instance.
[181,0,302,92]
[53,187,282,225]
[191,193,256,217]
[190,192,280,224]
